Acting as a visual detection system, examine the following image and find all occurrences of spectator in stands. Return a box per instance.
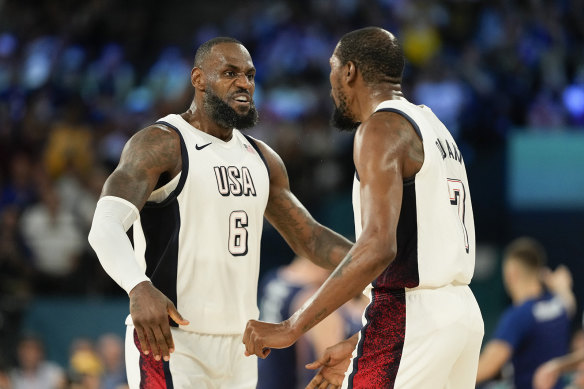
[10,334,66,389]
[0,205,32,362]
[96,333,127,389]
[0,356,12,389]
[18,182,85,294]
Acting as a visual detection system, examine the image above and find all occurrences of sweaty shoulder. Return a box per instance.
[120,123,182,176]
[356,111,424,179]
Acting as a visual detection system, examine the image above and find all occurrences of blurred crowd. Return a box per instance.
[0,0,583,387]
[0,332,127,389]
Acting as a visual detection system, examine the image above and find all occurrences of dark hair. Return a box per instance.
[336,27,404,85]
[504,237,547,271]
[194,37,243,67]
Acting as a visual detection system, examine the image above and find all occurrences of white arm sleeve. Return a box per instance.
[88,196,150,295]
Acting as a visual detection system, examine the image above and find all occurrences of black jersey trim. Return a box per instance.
[139,198,180,322]
[163,360,174,388]
[355,167,415,185]
[375,107,423,141]
[142,121,189,209]
[243,134,270,178]
[356,108,421,184]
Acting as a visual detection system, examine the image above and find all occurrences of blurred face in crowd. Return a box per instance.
[329,48,360,132]
[17,338,44,371]
[199,43,258,129]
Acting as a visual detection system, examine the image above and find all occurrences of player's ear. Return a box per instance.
[345,61,357,85]
[191,67,205,91]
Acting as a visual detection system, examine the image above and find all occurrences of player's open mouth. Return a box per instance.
[233,94,251,106]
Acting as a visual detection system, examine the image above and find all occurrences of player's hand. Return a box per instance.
[129,281,189,361]
[542,265,572,293]
[533,360,561,389]
[243,319,297,359]
[305,339,355,389]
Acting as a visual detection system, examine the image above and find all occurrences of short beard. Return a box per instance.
[203,89,259,130]
[330,92,359,132]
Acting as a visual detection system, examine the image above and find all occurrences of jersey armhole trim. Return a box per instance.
[143,120,189,208]
[242,134,270,178]
[375,107,423,183]
[375,107,423,141]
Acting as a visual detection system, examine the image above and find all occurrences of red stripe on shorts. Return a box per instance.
[349,289,406,389]
[133,329,172,388]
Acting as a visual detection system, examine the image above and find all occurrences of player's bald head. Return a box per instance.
[194,37,245,68]
[334,27,404,85]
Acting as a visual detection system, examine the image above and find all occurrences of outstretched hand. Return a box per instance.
[243,319,298,359]
[542,265,572,292]
[305,338,355,389]
[129,281,189,361]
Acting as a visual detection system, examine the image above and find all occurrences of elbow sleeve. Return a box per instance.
[88,196,150,294]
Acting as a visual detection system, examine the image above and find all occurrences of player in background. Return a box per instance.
[477,237,575,389]
[257,256,366,389]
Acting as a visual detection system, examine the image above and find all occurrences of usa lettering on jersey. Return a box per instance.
[214,166,257,196]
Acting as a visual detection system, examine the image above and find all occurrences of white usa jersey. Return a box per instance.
[353,99,475,291]
[126,114,270,334]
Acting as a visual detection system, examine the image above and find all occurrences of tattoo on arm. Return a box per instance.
[312,228,338,269]
[103,126,180,207]
[302,308,328,333]
[269,190,340,269]
[266,146,351,269]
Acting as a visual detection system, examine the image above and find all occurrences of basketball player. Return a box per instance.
[243,27,485,388]
[476,238,574,389]
[88,37,352,388]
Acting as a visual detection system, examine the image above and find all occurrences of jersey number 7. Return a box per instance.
[447,179,469,253]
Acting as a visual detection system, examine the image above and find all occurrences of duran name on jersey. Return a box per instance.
[353,99,476,294]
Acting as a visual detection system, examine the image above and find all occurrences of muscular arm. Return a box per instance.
[89,124,187,361]
[253,139,353,270]
[542,265,577,318]
[286,113,410,335]
[101,124,181,206]
[244,113,422,356]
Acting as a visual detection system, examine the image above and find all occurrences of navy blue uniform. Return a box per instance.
[257,269,305,389]
[493,292,571,389]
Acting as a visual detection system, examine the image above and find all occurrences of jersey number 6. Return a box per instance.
[447,179,470,253]
[229,210,248,256]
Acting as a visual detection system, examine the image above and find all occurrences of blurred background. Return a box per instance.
[0,0,583,387]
